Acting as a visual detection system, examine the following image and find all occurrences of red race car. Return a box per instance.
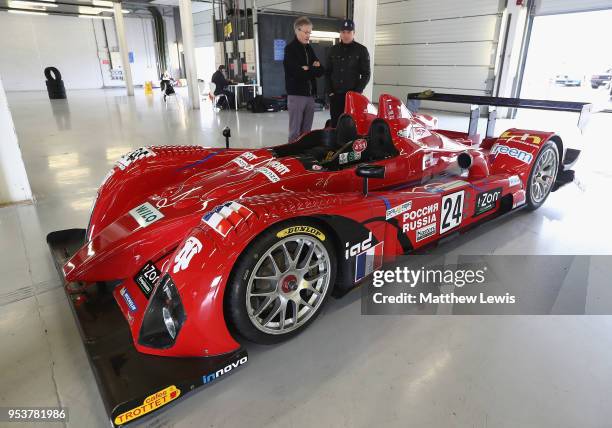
[47,91,585,426]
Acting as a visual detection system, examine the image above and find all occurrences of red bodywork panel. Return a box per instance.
[64,92,565,357]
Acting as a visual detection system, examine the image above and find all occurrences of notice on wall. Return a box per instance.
[273,39,286,61]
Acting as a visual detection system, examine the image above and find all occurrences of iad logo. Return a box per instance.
[345,232,372,259]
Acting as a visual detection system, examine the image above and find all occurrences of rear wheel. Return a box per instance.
[526,141,559,210]
[226,221,336,344]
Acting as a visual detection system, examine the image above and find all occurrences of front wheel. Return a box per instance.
[226,221,336,344]
[526,141,559,210]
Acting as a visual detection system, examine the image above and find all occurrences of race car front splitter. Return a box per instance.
[47,229,248,427]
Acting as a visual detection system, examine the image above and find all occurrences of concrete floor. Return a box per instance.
[1,88,612,427]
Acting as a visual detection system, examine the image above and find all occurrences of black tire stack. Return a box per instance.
[44,66,66,99]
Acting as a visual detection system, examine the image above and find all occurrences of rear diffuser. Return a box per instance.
[46,229,248,427]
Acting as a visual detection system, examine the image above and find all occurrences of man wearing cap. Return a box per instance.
[325,19,371,127]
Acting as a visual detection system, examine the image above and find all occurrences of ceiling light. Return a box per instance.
[78,14,111,19]
[8,0,59,8]
[7,9,48,14]
[78,5,103,13]
[91,0,112,5]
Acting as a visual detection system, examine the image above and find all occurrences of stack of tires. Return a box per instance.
[44,67,66,99]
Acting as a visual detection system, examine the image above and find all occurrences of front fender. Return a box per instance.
[162,192,377,357]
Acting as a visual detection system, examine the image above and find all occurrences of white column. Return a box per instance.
[493,2,529,116]
[352,0,377,102]
[178,0,200,109]
[0,76,33,204]
[113,2,134,96]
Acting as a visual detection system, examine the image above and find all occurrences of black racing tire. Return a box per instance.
[525,141,559,211]
[44,66,62,81]
[225,219,337,344]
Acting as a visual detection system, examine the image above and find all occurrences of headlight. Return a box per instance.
[138,275,186,349]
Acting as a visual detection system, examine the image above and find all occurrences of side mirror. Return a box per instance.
[356,164,385,196]
[222,127,231,148]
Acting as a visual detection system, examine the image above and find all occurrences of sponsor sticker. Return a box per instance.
[508,175,521,188]
[474,187,502,217]
[202,355,248,384]
[339,151,361,165]
[276,226,325,241]
[256,167,280,182]
[311,164,323,171]
[355,241,384,282]
[202,201,253,237]
[113,385,181,426]
[119,287,137,312]
[116,147,156,171]
[513,190,526,208]
[345,232,373,259]
[401,202,439,233]
[386,201,413,220]
[352,139,367,153]
[397,128,410,139]
[129,202,164,228]
[422,152,437,169]
[416,223,437,242]
[500,131,542,146]
[173,237,203,274]
[134,262,161,298]
[490,144,533,164]
[232,156,252,170]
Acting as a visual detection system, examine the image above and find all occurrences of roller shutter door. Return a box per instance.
[373,0,505,110]
[535,0,612,16]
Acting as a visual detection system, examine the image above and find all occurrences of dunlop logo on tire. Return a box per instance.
[276,226,325,241]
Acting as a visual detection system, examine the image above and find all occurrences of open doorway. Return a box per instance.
[195,46,216,97]
[520,9,612,110]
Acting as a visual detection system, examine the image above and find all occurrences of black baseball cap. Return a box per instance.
[340,19,354,31]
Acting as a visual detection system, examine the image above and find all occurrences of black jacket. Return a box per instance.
[325,41,370,94]
[283,38,325,96]
[212,70,229,95]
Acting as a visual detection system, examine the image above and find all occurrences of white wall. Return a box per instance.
[0,76,33,204]
[0,13,103,91]
[0,12,161,90]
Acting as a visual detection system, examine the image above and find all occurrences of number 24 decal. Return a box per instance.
[440,190,464,234]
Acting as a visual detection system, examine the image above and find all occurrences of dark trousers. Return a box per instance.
[329,92,346,128]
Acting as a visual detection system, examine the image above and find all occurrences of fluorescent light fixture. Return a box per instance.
[8,9,48,14]
[8,0,59,8]
[92,0,113,5]
[122,9,129,13]
[78,14,111,19]
[310,30,339,39]
[78,5,104,13]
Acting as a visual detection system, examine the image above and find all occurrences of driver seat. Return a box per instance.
[361,118,399,162]
[336,114,358,149]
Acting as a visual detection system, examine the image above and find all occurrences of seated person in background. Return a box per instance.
[211,65,235,109]
[160,70,175,102]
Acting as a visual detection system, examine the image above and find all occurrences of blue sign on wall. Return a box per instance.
[128,52,134,63]
[273,39,286,61]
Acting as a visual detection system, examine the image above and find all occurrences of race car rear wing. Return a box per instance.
[406,91,594,137]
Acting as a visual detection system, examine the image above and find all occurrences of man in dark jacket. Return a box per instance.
[211,65,235,109]
[326,19,371,127]
[284,16,325,142]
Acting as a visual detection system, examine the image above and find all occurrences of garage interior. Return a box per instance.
[1,0,612,427]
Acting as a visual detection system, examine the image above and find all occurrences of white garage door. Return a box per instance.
[535,0,612,15]
[373,0,505,109]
